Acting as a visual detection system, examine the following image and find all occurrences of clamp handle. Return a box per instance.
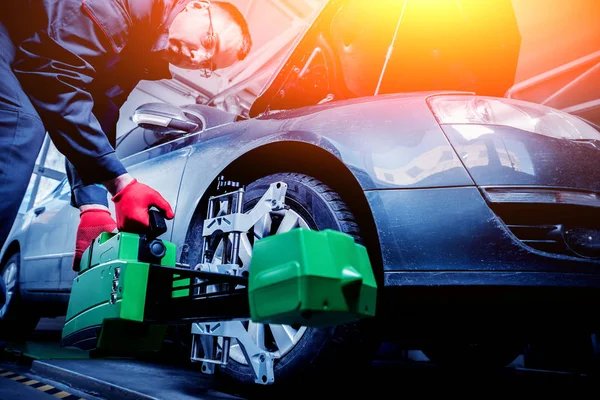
[137,209,168,262]
[148,208,168,238]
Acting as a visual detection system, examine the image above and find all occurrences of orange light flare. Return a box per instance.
[381,0,600,92]
[301,0,599,97]
[366,0,523,96]
[510,0,600,82]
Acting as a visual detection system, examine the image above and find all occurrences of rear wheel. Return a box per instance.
[0,253,40,340]
[422,340,525,369]
[523,333,597,373]
[218,173,380,386]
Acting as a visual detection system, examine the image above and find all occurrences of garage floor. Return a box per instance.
[30,359,241,400]
[0,375,60,400]
[0,317,595,399]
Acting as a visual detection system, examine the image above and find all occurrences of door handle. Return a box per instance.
[34,206,46,216]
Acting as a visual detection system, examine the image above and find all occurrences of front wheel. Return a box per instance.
[218,173,380,386]
[0,253,39,340]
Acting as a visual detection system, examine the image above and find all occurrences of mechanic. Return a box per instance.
[0,0,252,270]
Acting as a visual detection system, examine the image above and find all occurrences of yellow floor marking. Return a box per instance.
[0,371,14,377]
[23,379,40,386]
[52,391,72,399]
[36,384,55,392]
[10,375,26,381]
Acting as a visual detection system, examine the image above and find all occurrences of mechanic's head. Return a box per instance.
[165,0,252,74]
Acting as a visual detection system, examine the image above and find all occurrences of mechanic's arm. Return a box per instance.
[12,22,173,231]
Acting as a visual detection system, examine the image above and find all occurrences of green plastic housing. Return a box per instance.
[248,228,377,327]
[62,231,177,352]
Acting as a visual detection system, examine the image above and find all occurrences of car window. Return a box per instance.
[115,127,184,160]
[36,178,68,205]
[60,178,71,196]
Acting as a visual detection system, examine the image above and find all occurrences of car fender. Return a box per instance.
[170,94,475,260]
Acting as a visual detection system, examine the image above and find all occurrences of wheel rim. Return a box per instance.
[214,208,311,365]
[0,261,17,318]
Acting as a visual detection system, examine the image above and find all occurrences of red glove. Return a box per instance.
[111,179,174,233]
[73,209,117,271]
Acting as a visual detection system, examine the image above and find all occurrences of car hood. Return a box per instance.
[250,0,521,118]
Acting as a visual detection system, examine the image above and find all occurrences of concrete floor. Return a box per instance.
[0,377,54,400]
[0,317,592,399]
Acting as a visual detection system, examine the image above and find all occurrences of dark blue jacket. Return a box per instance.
[2,0,190,185]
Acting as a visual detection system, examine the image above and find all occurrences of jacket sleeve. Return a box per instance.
[11,6,127,186]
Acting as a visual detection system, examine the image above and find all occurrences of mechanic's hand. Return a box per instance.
[73,209,117,272]
[111,179,175,233]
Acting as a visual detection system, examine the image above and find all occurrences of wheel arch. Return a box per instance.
[181,140,384,284]
[1,241,20,268]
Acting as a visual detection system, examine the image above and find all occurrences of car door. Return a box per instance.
[22,179,77,293]
[58,182,88,290]
[109,125,193,242]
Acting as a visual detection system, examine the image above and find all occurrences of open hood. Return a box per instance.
[249,0,521,118]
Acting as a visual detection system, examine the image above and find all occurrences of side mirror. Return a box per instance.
[132,103,202,134]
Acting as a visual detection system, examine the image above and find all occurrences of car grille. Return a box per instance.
[481,187,600,260]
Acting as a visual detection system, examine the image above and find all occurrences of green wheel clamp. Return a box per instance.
[249,228,377,327]
[61,180,377,384]
[61,214,179,353]
[61,211,248,352]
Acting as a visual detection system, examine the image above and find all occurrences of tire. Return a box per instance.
[0,253,40,341]
[422,341,524,369]
[217,173,380,388]
[523,333,596,373]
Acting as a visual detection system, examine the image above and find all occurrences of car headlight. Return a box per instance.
[427,95,599,141]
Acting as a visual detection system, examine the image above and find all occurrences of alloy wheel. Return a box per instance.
[213,208,310,364]
[0,260,17,318]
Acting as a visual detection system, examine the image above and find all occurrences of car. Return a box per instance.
[0,270,5,314]
[2,0,600,384]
